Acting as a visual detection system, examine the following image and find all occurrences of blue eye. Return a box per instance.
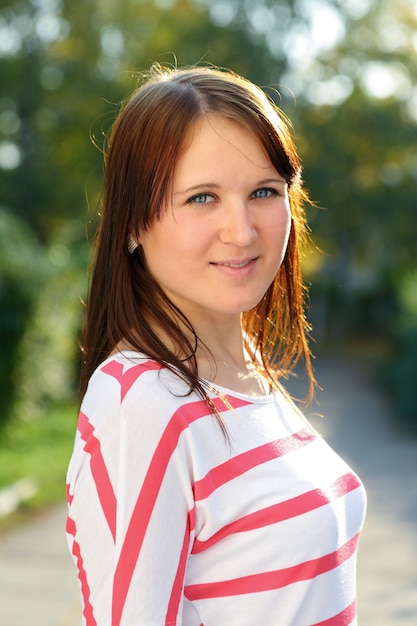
[252,188,277,199]
[189,193,214,204]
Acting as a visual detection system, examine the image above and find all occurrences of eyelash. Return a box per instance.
[188,187,280,205]
[252,187,279,199]
[188,193,215,204]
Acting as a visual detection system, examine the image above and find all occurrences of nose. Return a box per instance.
[219,200,257,246]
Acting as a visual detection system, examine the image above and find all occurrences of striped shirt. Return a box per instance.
[66,351,366,626]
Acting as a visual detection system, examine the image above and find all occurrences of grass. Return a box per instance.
[0,404,78,530]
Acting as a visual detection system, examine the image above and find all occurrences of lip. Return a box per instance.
[210,256,259,278]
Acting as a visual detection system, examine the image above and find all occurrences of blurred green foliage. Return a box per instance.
[0,208,46,420]
[381,269,417,430]
[0,402,77,528]
[0,0,416,465]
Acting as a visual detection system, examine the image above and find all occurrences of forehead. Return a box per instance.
[175,114,274,178]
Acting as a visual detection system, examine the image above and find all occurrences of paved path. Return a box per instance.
[0,353,416,625]
[302,355,417,625]
[0,505,80,626]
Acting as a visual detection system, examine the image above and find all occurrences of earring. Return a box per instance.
[127,233,139,254]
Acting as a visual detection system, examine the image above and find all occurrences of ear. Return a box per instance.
[127,233,139,254]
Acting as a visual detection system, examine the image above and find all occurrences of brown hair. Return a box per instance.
[80,65,315,408]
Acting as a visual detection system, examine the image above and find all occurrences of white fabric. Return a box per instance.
[66,351,366,626]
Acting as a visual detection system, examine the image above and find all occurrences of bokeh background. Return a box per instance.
[0,0,416,522]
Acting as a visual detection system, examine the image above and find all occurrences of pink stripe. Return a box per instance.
[78,411,117,541]
[193,427,315,501]
[66,516,97,626]
[111,394,250,626]
[192,473,361,554]
[165,507,196,624]
[66,483,73,505]
[102,359,162,401]
[311,599,357,625]
[185,532,360,600]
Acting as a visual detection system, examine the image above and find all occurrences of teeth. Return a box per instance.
[223,261,248,268]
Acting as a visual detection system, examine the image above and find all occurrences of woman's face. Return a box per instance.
[139,114,291,326]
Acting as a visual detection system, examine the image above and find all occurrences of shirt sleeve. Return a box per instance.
[66,360,197,626]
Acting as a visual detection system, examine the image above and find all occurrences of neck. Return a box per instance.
[192,314,245,363]
[192,319,270,397]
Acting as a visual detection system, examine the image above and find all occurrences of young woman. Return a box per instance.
[66,66,366,626]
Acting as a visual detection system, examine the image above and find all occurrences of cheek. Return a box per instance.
[267,211,292,267]
[268,205,292,244]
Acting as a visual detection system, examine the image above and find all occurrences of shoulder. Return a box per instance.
[81,350,200,428]
[89,348,192,396]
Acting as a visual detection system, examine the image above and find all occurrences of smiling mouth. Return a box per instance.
[212,258,257,268]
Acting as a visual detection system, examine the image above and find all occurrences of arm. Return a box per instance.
[66,360,196,626]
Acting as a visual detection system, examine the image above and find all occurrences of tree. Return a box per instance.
[0,0,289,425]
[280,0,417,338]
[1,0,416,428]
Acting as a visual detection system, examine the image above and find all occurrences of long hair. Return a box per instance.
[80,65,315,409]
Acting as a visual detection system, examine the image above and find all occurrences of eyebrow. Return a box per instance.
[174,177,287,196]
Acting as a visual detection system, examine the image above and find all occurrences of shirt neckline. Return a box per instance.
[107,349,279,404]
